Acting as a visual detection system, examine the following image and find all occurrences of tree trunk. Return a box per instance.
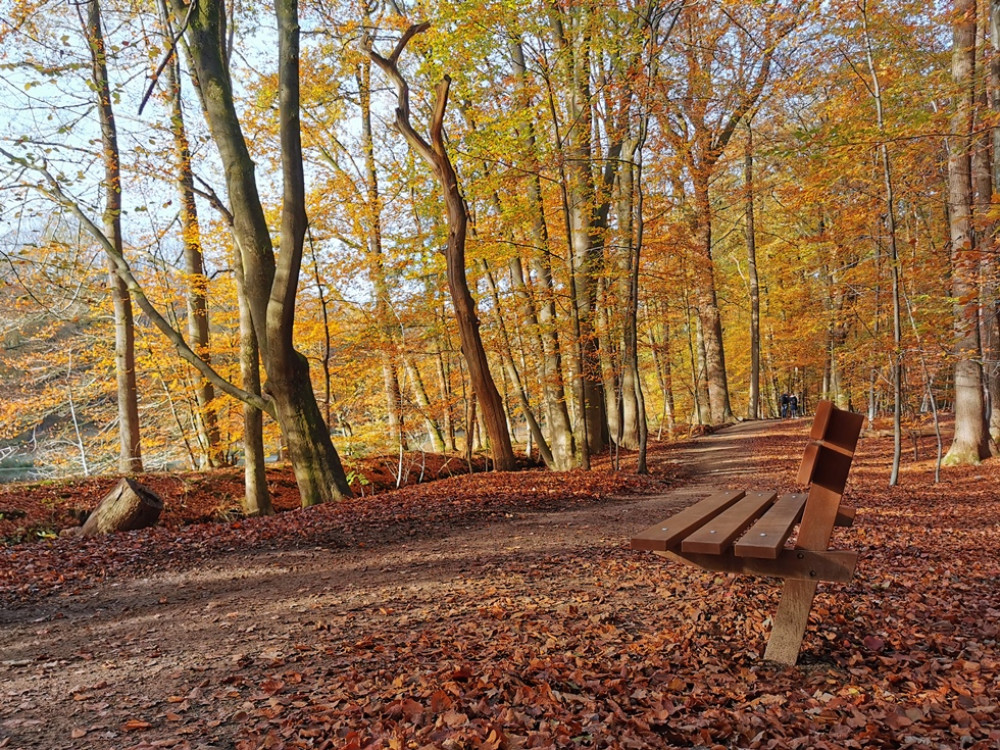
[546,5,614,457]
[745,124,762,420]
[862,0,904,485]
[692,169,734,424]
[509,38,577,470]
[435,337,456,451]
[233,238,271,517]
[86,0,142,475]
[626,135,649,473]
[160,0,221,469]
[944,0,992,466]
[404,357,446,452]
[480,260,556,468]
[988,0,1000,442]
[368,29,515,471]
[178,0,351,504]
[80,478,163,537]
[358,55,405,449]
[647,306,676,439]
[615,138,641,451]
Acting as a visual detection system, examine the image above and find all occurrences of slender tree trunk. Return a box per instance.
[988,0,1000,441]
[435,331,456,451]
[509,38,577,469]
[358,56,405,449]
[307,232,333,427]
[480,260,556,468]
[862,0,904,484]
[973,14,1000,453]
[615,139,641,451]
[233,240,271,516]
[404,357,446,452]
[647,306,676,438]
[745,124,762,420]
[368,29,515,470]
[626,137,648,473]
[66,351,90,476]
[599,277,623,447]
[945,0,992,465]
[85,0,142,474]
[160,0,221,468]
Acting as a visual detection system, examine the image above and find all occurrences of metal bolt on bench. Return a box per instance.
[630,400,865,666]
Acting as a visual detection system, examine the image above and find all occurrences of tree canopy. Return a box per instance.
[1,0,997,498]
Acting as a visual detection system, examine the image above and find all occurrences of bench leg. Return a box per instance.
[764,579,818,666]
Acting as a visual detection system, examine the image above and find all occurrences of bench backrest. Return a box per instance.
[794,401,864,551]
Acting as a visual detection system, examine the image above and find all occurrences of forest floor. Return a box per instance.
[1,418,999,750]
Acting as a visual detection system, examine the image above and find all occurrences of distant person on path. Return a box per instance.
[790,394,799,418]
[780,393,790,418]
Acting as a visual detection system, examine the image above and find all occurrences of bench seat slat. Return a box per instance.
[630,489,746,552]
[733,493,806,559]
[681,491,777,555]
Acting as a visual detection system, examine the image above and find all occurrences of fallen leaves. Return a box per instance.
[1,422,999,749]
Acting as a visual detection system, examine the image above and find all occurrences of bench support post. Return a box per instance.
[764,579,819,665]
[765,482,848,665]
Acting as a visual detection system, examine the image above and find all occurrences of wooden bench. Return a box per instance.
[631,400,865,665]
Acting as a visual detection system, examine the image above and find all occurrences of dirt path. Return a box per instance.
[0,421,768,750]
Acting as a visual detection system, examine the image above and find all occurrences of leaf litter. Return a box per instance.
[0,420,998,749]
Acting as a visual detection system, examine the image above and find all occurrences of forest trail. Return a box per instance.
[0,420,776,750]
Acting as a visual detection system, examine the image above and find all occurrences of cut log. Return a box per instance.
[79,478,163,537]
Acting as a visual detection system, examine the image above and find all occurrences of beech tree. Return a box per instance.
[944,0,993,465]
[4,0,996,487]
[657,0,798,425]
[367,23,516,471]
[85,0,143,475]
[172,0,353,502]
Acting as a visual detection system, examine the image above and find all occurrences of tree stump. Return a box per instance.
[79,478,163,537]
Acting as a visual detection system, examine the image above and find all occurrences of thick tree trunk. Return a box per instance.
[546,6,613,457]
[677,1,783,425]
[269,353,352,504]
[86,0,142,475]
[944,0,992,466]
[80,478,163,537]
